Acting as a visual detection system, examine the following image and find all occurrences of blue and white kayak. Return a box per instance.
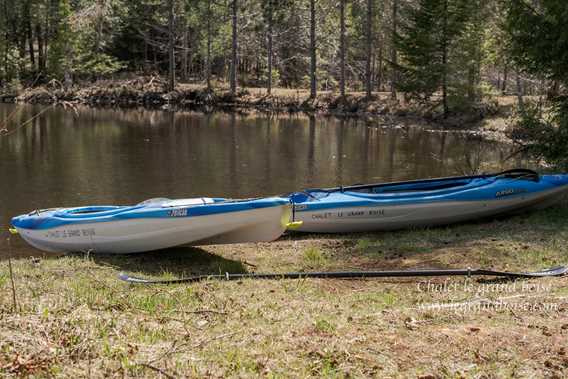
[11,197,291,254]
[289,169,568,233]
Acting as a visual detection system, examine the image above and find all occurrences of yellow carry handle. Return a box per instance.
[8,228,18,235]
[286,221,303,230]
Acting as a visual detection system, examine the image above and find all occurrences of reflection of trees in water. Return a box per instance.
[361,121,370,181]
[229,113,237,193]
[307,115,316,187]
[1,104,527,231]
[264,115,272,189]
[459,136,487,175]
[336,119,345,185]
[448,134,520,175]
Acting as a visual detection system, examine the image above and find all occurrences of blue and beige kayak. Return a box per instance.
[289,169,568,233]
[11,197,291,254]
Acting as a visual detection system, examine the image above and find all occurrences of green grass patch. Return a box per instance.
[303,247,328,268]
[314,318,336,334]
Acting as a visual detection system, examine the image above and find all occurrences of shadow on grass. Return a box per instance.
[282,203,568,271]
[85,246,248,278]
[0,238,64,262]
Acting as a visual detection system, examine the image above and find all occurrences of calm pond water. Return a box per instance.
[0,103,523,258]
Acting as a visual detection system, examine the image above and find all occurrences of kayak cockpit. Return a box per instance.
[53,198,227,219]
[137,197,223,207]
[54,206,139,218]
[363,179,474,194]
[292,178,491,203]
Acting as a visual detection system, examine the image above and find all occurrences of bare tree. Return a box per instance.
[501,61,508,94]
[339,0,346,98]
[391,0,398,99]
[309,0,317,99]
[230,0,238,96]
[180,20,189,82]
[441,0,448,117]
[267,0,273,95]
[167,0,176,91]
[516,70,524,112]
[365,0,373,98]
[206,0,212,90]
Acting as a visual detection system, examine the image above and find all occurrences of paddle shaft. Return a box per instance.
[120,265,568,284]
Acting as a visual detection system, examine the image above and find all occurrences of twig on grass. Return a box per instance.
[7,236,19,313]
[137,363,177,379]
[192,331,238,349]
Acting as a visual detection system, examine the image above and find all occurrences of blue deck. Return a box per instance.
[290,173,568,211]
[12,197,290,230]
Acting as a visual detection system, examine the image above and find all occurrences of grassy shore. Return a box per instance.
[2,202,568,378]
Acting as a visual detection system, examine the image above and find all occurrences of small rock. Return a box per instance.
[561,324,568,330]
[469,327,481,333]
[196,319,208,328]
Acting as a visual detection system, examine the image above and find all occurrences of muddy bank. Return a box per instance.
[0,78,503,126]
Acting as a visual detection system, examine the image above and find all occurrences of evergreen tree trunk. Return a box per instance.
[516,70,524,112]
[390,0,398,99]
[339,0,346,98]
[167,0,176,91]
[25,1,35,72]
[181,27,189,82]
[94,0,103,52]
[36,24,44,73]
[309,0,317,99]
[377,42,383,91]
[365,0,373,98]
[230,0,238,96]
[28,20,35,72]
[467,66,475,101]
[441,0,449,117]
[267,0,273,95]
[206,0,212,90]
[44,4,50,66]
[502,62,508,94]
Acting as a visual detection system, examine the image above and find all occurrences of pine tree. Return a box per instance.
[309,0,317,98]
[505,0,568,168]
[394,0,470,116]
[47,0,74,84]
[230,0,238,95]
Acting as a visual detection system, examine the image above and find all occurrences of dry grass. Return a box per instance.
[2,203,568,378]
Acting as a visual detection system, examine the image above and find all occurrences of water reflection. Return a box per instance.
[0,104,523,257]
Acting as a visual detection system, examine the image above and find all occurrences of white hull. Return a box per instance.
[16,204,291,254]
[293,186,567,233]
